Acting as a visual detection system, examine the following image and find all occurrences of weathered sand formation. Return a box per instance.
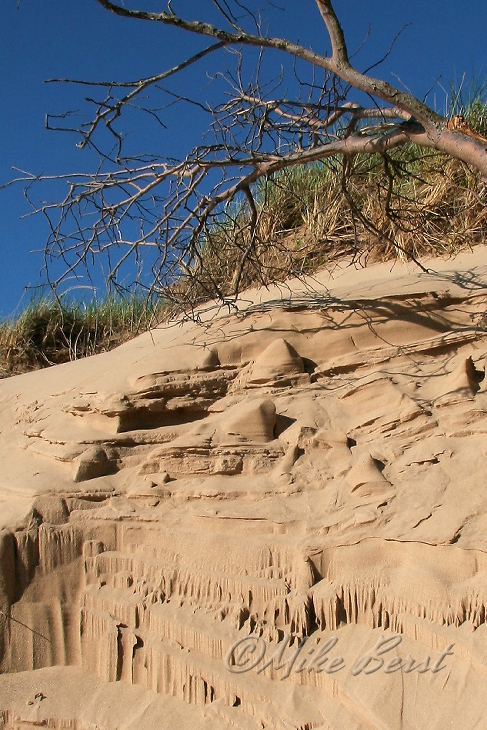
[2,248,487,728]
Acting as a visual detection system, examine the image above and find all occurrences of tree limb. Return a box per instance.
[7,0,487,312]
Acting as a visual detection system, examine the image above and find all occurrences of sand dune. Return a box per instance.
[2,248,487,728]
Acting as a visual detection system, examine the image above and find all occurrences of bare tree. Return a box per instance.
[12,0,487,313]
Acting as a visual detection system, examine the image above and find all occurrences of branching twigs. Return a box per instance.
[45,41,227,151]
[6,0,487,313]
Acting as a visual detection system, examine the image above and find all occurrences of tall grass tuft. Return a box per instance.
[3,88,487,368]
[0,295,166,378]
[179,90,487,310]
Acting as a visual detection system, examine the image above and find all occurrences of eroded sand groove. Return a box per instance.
[3,254,487,729]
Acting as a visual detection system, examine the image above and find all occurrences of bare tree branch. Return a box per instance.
[6,0,487,313]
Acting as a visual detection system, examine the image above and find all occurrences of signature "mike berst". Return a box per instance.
[224,632,455,680]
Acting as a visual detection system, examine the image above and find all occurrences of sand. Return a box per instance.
[2,247,487,728]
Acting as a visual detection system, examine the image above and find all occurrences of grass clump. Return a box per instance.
[186,149,487,306]
[3,90,487,366]
[0,295,165,378]
[178,94,487,311]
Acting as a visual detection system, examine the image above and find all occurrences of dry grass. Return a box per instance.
[175,94,487,311]
[177,146,487,311]
[3,150,486,373]
[2,95,487,373]
[0,296,165,378]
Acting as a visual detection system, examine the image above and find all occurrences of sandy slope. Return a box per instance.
[2,248,487,728]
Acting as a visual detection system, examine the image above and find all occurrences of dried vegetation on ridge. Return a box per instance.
[1,98,487,375]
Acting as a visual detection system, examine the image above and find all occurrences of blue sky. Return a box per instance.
[0,0,486,317]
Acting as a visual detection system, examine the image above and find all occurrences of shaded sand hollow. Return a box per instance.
[3,248,487,728]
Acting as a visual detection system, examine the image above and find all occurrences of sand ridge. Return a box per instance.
[2,248,487,728]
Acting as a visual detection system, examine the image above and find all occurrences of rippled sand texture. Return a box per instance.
[2,248,487,729]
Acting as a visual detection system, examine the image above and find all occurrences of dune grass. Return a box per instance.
[2,91,487,376]
[178,92,487,310]
[0,295,166,378]
[184,148,487,306]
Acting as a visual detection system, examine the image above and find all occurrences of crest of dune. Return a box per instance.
[2,247,487,729]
